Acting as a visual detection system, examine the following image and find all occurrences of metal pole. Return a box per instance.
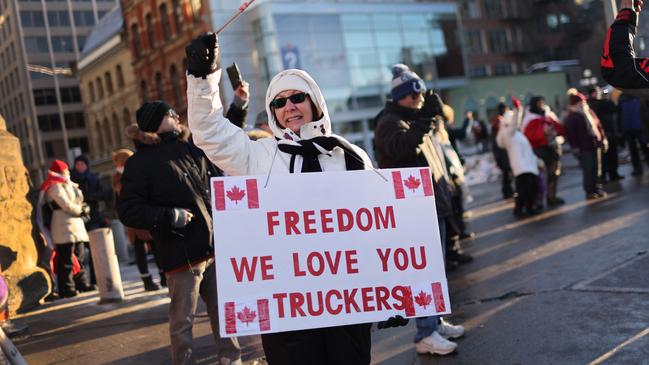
[604,0,617,25]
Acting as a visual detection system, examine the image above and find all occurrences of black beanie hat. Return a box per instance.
[136,101,172,133]
[74,154,90,167]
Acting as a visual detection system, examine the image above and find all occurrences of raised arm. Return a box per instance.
[185,33,274,176]
[601,1,649,91]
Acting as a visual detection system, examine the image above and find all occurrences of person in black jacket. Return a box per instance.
[117,101,241,365]
[373,64,465,357]
[601,0,648,94]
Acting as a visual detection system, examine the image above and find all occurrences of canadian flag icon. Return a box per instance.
[213,178,259,211]
[224,298,271,335]
[392,168,434,200]
[402,282,447,317]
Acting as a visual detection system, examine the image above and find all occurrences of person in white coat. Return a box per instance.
[37,160,92,297]
[496,100,541,218]
[185,33,385,365]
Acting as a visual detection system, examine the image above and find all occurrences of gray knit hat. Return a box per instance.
[391,64,426,101]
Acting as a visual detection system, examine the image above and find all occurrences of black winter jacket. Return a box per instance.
[117,126,219,272]
[373,102,454,218]
[601,8,649,94]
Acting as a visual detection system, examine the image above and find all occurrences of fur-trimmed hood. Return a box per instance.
[125,123,190,146]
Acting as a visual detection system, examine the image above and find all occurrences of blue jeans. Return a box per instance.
[414,218,447,343]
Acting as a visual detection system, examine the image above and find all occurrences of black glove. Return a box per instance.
[418,90,444,120]
[185,32,219,78]
[377,315,409,329]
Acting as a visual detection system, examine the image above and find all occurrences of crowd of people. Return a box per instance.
[28,1,649,363]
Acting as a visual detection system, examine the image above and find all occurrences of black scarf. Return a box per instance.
[277,136,365,173]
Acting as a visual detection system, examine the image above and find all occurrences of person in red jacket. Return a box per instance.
[521,96,565,207]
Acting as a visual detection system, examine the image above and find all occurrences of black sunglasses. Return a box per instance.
[270,92,307,109]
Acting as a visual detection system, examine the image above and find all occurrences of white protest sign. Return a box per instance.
[211,167,450,337]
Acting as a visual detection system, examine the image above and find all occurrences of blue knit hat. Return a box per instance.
[391,64,426,101]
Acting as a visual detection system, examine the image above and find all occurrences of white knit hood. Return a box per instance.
[264,69,332,142]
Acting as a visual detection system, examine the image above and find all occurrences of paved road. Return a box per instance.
[12,158,649,365]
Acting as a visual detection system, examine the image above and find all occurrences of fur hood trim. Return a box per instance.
[125,124,190,145]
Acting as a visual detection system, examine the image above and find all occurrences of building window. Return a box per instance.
[96,77,104,98]
[51,36,74,52]
[155,72,164,100]
[123,108,131,135]
[68,137,89,154]
[469,66,488,78]
[20,11,45,27]
[131,23,141,57]
[483,0,503,18]
[73,11,95,27]
[24,36,49,53]
[116,64,125,87]
[103,117,113,150]
[465,30,483,55]
[38,114,62,132]
[160,3,171,39]
[170,64,182,108]
[112,112,121,144]
[65,112,85,129]
[172,0,182,33]
[33,88,57,105]
[88,81,95,102]
[105,71,114,94]
[140,80,149,102]
[460,0,480,19]
[487,30,509,53]
[146,13,155,49]
[492,63,513,75]
[93,120,104,154]
[48,11,70,27]
[60,87,81,103]
[44,140,65,158]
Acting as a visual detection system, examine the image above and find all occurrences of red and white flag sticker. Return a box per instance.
[407,282,447,316]
[392,168,434,200]
[225,298,271,335]
[213,178,260,211]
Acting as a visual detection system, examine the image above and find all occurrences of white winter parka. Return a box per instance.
[46,181,90,244]
[496,110,540,177]
[187,69,373,176]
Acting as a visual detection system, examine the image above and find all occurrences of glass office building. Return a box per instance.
[212,1,465,158]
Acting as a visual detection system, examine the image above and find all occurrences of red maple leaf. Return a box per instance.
[403,175,421,192]
[226,185,246,204]
[414,290,432,309]
[236,306,257,326]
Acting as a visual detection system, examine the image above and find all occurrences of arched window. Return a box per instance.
[172,0,182,33]
[96,77,104,98]
[116,64,125,88]
[155,72,164,100]
[169,64,182,108]
[112,112,121,145]
[123,107,131,139]
[103,117,113,152]
[93,119,104,155]
[105,71,114,95]
[130,23,141,57]
[88,81,95,102]
[146,13,155,49]
[160,3,171,39]
[140,80,149,102]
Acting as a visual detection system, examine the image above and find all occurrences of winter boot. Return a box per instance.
[142,274,160,291]
[159,272,167,287]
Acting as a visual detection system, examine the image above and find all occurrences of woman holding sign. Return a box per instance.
[185,33,393,364]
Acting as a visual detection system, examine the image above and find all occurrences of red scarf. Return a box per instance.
[40,171,67,192]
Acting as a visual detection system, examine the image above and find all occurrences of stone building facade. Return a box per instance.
[78,6,139,176]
